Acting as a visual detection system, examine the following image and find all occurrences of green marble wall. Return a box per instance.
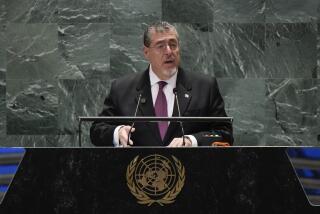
[0,0,319,146]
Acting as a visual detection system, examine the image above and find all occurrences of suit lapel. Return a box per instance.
[175,83,192,116]
[135,68,162,144]
[135,85,154,117]
[174,67,192,116]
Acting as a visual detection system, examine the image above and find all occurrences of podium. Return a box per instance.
[0,148,319,213]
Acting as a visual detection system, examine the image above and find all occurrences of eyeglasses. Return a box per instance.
[149,42,179,53]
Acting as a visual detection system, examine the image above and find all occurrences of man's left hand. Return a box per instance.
[167,137,192,147]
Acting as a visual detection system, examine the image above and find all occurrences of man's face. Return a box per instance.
[143,29,180,80]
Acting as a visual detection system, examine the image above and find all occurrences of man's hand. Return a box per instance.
[211,142,230,147]
[167,137,192,147]
[118,126,135,147]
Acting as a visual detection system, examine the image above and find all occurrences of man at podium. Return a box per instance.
[90,21,233,147]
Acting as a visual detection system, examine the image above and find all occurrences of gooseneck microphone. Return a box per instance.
[173,88,186,146]
[126,93,142,146]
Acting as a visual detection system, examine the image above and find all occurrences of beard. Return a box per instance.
[163,67,178,77]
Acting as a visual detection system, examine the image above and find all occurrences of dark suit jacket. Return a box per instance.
[90,67,233,146]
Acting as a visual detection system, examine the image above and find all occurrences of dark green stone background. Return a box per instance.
[0,0,319,146]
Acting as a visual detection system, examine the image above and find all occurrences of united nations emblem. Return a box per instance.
[126,154,185,206]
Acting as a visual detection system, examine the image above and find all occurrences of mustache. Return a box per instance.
[164,57,175,61]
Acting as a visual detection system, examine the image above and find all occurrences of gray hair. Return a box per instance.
[143,21,179,47]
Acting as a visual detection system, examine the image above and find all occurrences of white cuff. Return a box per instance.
[113,125,124,147]
[185,135,198,147]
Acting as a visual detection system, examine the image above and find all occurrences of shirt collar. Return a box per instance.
[149,65,177,88]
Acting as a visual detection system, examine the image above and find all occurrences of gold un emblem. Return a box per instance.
[126,154,185,206]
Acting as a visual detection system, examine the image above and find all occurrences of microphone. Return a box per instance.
[173,88,186,146]
[126,93,142,146]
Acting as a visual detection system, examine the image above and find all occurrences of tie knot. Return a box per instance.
[158,81,167,90]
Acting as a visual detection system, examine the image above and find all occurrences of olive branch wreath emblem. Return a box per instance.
[126,155,185,206]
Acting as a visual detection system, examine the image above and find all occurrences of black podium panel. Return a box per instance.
[0,148,319,214]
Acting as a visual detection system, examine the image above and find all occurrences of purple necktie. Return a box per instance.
[155,81,168,140]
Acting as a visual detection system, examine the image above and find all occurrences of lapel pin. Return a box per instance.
[184,94,189,98]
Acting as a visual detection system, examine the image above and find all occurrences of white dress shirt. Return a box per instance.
[149,65,176,117]
[113,65,197,147]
